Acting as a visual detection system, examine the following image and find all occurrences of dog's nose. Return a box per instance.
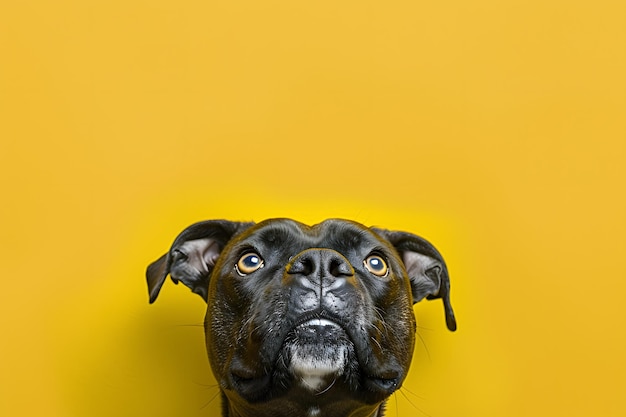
[286,249,357,326]
[287,248,354,280]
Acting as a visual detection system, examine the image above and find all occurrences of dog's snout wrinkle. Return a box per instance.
[287,249,356,321]
[287,249,354,296]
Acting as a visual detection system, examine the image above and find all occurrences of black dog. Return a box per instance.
[147,218,456,417]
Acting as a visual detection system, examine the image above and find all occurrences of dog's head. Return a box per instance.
[147,218,456,417]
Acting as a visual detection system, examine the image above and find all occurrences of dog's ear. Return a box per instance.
[146,220,254,304]
[373,228,457,331]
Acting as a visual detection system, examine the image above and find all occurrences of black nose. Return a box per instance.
[287,248,354,279]
[286,249,357,319]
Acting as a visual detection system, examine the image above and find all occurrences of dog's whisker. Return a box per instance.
[199,387,222,410]
[392,390,400,417]
[397,388,432,417]
[315,378,337,396]
[372,310,391,336]
[192,378,220,389]
[370,335,384,352]
[174,323,204,328]
[415,329,432,363]
[399,385,427,401]
[415,324,434,332]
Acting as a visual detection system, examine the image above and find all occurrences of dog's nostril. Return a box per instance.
[288,257,314,275]
[329,259,352,277]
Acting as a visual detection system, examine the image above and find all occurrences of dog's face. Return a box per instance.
[147,219,456,417]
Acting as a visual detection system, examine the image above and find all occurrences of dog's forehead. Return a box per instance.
[239,218,384,250]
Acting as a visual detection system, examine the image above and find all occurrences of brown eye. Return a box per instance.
[364,254,388,277]
[236,252,264,275]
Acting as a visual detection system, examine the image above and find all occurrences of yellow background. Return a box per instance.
[1,1,624,416]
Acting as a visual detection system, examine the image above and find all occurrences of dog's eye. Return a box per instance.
[364,255,388,277]
[236,253,264,276]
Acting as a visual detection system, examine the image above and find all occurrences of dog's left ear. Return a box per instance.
[374,229,457,331]
[146,220,254,304]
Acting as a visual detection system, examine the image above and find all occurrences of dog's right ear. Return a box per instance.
[146,220,254,304]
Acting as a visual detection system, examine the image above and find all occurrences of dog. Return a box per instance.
[146,218,456,417]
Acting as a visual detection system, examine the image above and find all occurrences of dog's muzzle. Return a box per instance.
[276,249,399,395]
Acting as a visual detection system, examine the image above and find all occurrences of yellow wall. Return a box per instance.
[1,1,624,416]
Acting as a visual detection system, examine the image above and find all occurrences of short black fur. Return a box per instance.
[146,218,456,417]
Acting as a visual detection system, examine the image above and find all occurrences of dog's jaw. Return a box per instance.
[288,319,348,392]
